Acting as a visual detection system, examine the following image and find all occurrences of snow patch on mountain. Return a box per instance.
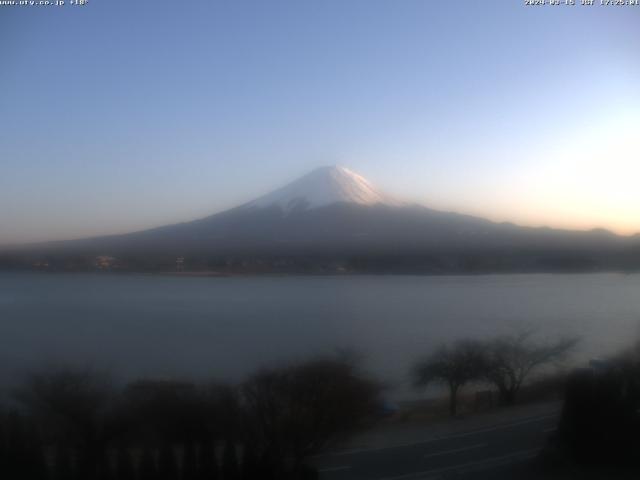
[244,166,402,212]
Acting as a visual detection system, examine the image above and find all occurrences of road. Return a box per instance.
[315,411,558,480]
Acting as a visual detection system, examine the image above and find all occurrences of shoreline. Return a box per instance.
[1,268,639,279]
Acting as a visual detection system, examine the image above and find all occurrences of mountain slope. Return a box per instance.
[3,166,640,273]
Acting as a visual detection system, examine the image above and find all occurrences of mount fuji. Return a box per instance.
[244,166,403,212]
[4,166,639,273]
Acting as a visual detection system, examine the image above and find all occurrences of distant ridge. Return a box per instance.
[2,166,640,274]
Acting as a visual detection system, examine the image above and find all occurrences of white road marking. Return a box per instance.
[433,414,557,440]
[375,448,540,480]
[320,414,557,457]
[423,443,487,459]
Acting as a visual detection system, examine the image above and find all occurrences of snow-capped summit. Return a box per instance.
[245,165,401,212]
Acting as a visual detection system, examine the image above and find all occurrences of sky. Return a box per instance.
[1,0,639,245]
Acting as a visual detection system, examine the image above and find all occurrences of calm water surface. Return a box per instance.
[1,272,639,397]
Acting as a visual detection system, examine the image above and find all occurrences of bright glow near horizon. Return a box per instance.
[1,1,639,244]
[528,110,640,234]
[420,107,640,235]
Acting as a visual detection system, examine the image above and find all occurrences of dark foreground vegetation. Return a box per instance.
[4,336,640,479]
[0,357,380,480]
[541,342,640,475]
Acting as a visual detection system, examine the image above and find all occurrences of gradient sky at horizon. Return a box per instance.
[1,0,639,244]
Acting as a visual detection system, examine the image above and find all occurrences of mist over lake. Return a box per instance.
[2,272,639,398]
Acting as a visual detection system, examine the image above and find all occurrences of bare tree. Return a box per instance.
[413,340,487,416]
[242,357,380,477]
[484,332,578,405]
[15,368,115,479]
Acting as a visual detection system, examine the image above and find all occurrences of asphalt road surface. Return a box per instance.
[315,412,558,480]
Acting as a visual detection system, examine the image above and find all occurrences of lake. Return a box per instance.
[1,272,639,398]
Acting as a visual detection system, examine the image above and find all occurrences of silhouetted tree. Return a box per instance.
[4,412,47,480]
[139,447,157,480]
[121,379,208,446]
[413,340,487,416]
[212,385,241,445]
[484,332,577,405]
[2,359,377,480]
[242,357,380,476]
[96,449,113,480]
[15,368,115,479]
[0,415,5,475]
[158,443,179,480]
[197,442,218,480]
[241,439,260,480]
[115,445,135,480]
[222,439,240,480]
[53,445,75,480]
[182,442,198,480]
